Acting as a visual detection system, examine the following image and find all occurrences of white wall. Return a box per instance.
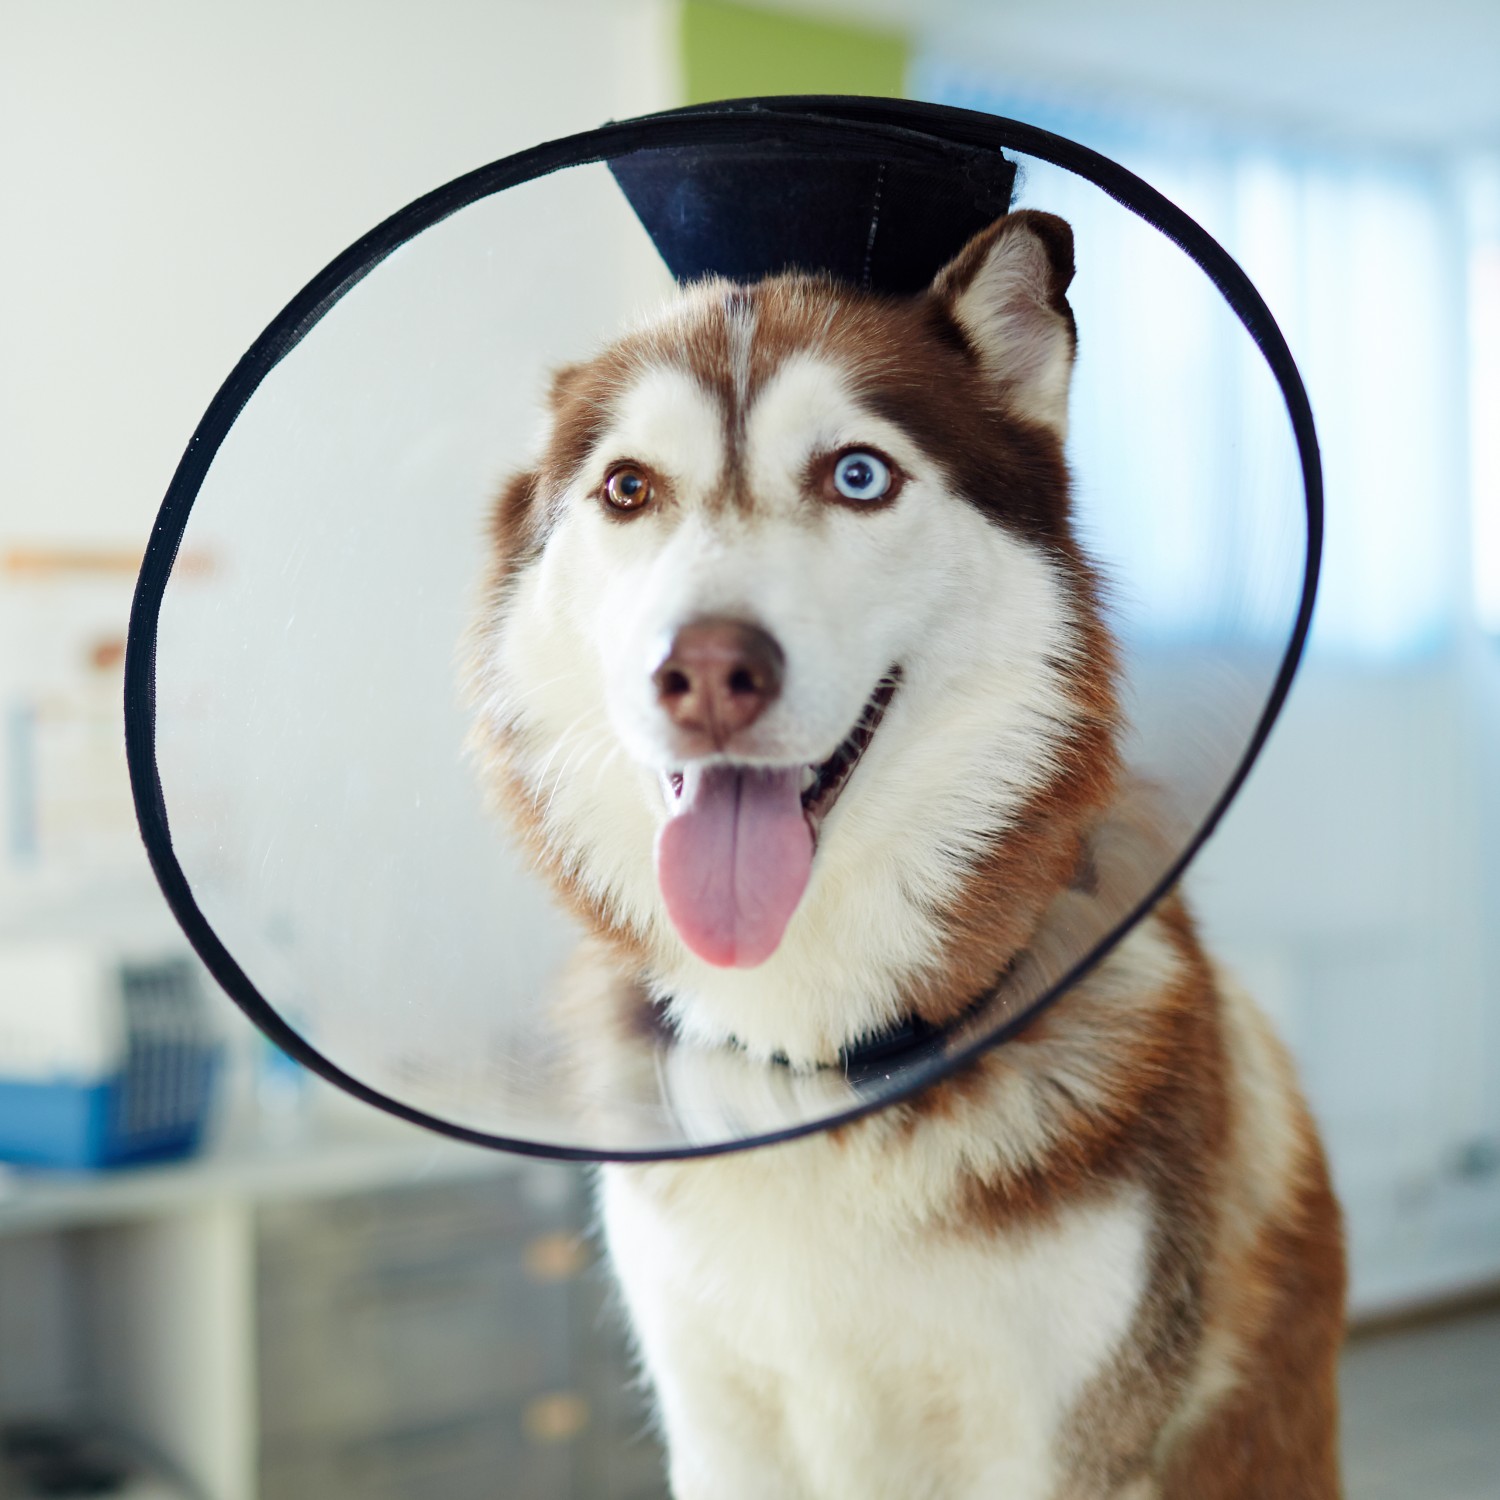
[1192,660,1500,1312]
[0,0,678,941]
[798,0,1500,151]
[0,0,677,550]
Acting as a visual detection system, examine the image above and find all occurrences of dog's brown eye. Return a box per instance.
[604,465,652,511]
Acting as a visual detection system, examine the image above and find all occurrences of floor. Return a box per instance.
[1341,1305,1500,1499]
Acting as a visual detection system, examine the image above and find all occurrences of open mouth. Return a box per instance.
[796,667,902,827]
[654,670,901,970]
[661,667,902,832]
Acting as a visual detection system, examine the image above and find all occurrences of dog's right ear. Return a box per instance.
[538,360,610,492]
[548,362,587,410]
[931,210,1077,439]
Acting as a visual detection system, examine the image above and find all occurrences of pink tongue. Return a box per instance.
[655,766,813,968]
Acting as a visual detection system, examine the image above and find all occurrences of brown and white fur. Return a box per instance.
[466,210,1345,1498]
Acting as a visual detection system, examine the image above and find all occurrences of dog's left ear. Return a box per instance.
[931,210,1077,438]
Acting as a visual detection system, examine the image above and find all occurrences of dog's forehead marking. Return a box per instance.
[724,291,757,430]
[596,282,918,518]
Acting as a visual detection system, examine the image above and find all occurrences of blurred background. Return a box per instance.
[1,1,1497,1497]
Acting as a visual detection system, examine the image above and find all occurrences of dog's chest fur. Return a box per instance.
[604,1157,1148,1500]
[599,916,1168,1500]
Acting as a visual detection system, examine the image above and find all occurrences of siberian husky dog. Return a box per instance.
[467,210,1345,1498]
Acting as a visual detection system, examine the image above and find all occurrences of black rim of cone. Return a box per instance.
[124,96,1322,1162]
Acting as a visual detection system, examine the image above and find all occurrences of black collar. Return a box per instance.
[751,979,1003,1085]
[837,1011,950,1082]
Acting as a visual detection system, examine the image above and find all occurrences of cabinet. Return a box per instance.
[0,1116,665,1500]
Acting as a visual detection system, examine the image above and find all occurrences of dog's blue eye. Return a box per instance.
[832,451,891,502]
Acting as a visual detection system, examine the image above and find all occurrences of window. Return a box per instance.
[915,62,1475,660]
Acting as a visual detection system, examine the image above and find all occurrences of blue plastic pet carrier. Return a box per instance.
[0,950,220,1169]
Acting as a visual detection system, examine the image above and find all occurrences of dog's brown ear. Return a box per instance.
[931,210,1077,438]
[489,467,542,562]
[547,362,587,409]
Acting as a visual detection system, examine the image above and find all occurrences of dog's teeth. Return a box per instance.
[801,766,817,792]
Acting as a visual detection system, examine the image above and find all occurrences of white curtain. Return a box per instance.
[914,61,1475,662]
[1467,154,1500,634]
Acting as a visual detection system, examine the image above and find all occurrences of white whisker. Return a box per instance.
[526,712,597,804]
[541,734,610,825]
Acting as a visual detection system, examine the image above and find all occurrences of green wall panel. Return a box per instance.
[681,0,908,104]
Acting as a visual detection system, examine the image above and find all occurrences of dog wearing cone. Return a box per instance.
[466,209,1344,1498]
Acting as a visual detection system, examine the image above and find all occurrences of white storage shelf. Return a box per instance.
[0,1114,665,1500]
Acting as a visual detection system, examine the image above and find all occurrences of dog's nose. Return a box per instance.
[653,618,785,746]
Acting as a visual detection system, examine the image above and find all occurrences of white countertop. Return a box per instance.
[0,1108,516,1236]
